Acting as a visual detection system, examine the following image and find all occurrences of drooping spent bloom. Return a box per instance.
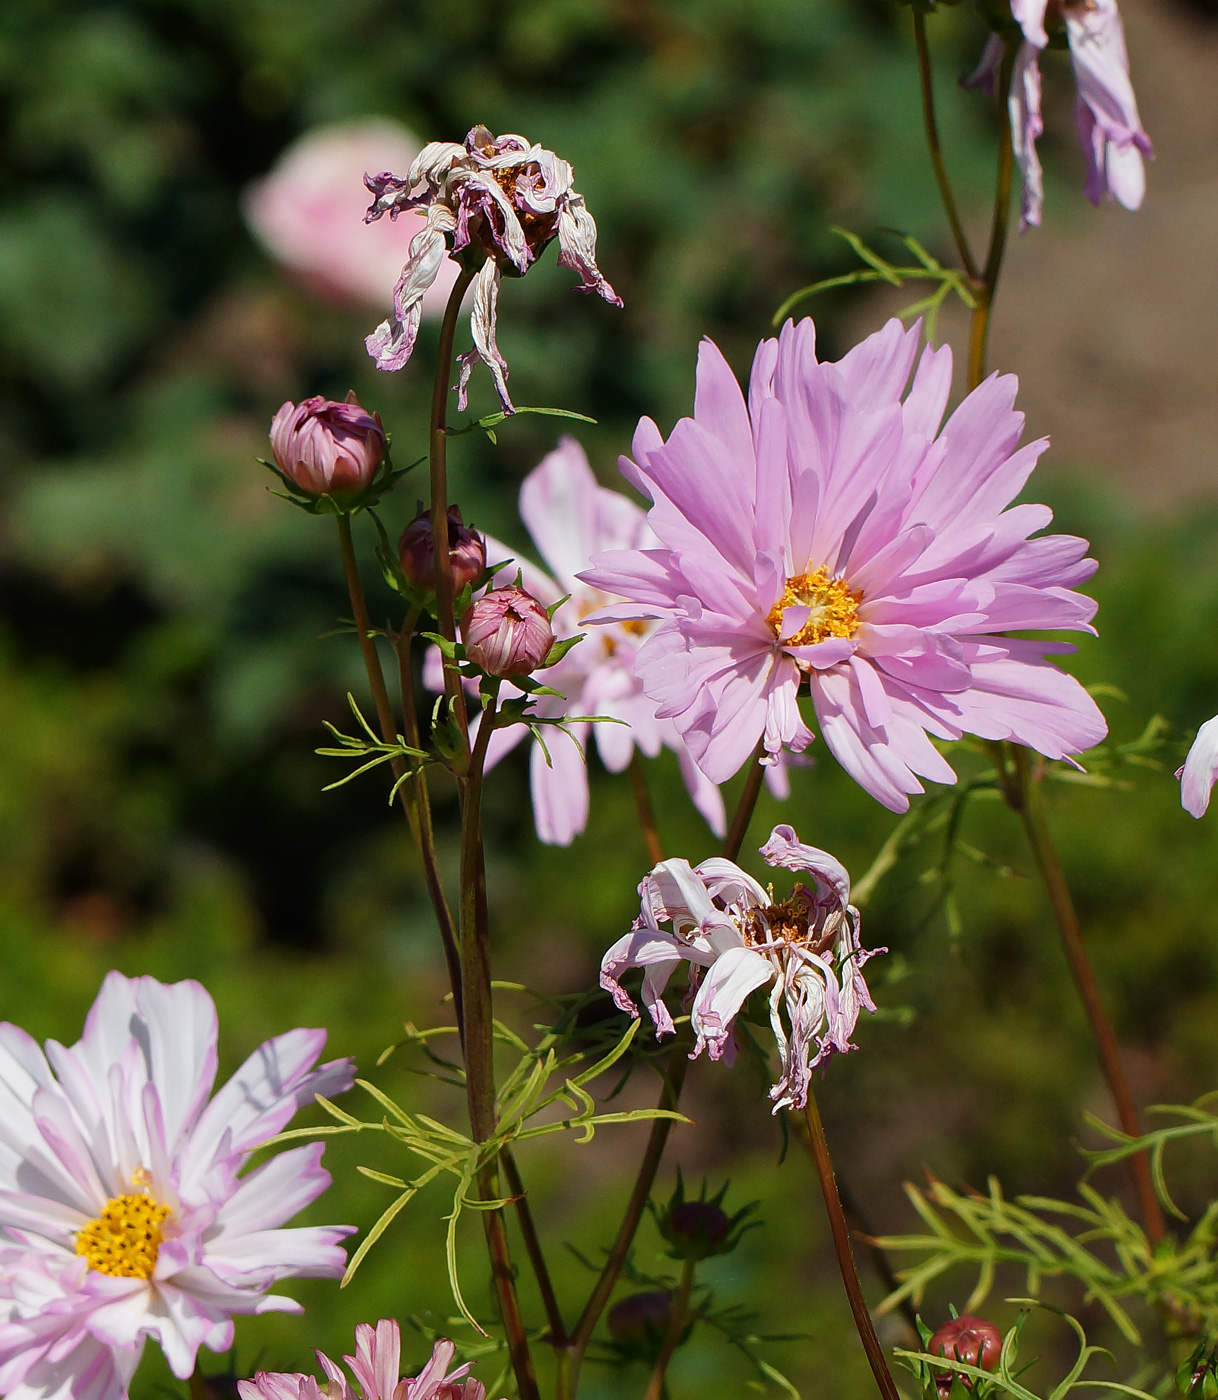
[581,318,1107,812]
[270,394,387,501]
[239,1319,488,1400]
[0,971,355,1400]
[462,585,555,678]
[364,125,621,411]
[602,823,880,1111]
[1178,715,1218,818]
[425,438,727,845]
[242,120,461,312]
[965,1,1151,229]
[399,506,487,595]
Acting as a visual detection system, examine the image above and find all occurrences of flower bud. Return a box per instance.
[667,1200,731,1252]
[398,506,486,595]
[607,1291,673,1359]
[269,394,386,500]
[462,586,555,678]
[928,1316,1002,1396]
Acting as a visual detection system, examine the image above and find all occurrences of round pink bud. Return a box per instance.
[928,1316,1003,1395]
[462,585,555,678]
[398,506,486,594]
[269,394,386,499]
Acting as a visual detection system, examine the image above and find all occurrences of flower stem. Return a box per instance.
[430,267,477,749]
[643,1258,695,1400]
[1004,747,1166,1244]
[502,1145,567,1345]
[187,1367,208,1400]
[629,752,664,866]
[723,741,768,862]
[393,616,464,1038]
[459,689,539,1400]
[802,1089,902,1400]
[565,1047,690,1394]
[967,39,1016,392]
[912,9,979,283]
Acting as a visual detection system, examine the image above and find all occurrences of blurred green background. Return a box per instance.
[2,0,1217,1396]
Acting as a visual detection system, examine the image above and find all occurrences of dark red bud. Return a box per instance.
[398,506,486,593]
[668,1200,731,1248]
[927,1317,1002,1396]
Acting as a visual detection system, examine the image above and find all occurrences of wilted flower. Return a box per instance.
[601,823,880,1111]
[239,1320,488,1400]
[580,317,1106,812]
[364,124,621,411]
[399,506,487,596]
[927,1316,1003,1396]
[0,972,354,1400]
[1178,715,1218,818]
[269,394,387,501]
[242,120,461,311]
[965,1,1151,229]
[462,585,555,678]
[426,438,727,846]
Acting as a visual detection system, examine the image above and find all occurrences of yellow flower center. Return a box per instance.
[75,1190,171,1279]
[766,567,861,647]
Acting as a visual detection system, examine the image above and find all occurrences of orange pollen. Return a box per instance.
[766,567,861,647]
[75,1190,171,1279]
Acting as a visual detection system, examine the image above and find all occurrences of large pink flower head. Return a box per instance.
[580,317,1107,812]
[601,824,880,1111]
[239,1320,489,1400]
[364,125,621,412]
[965,0,1151,229]
[426,438,725,845]
[0,972,355,1400]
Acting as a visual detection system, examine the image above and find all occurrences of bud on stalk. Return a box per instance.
[269,394,386,500]
[462,586,554,678]
[398,506,486,594]
[927,1316,1002,1396]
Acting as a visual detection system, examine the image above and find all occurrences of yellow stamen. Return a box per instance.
[76,1190,170,1279]
[766,566,861,647]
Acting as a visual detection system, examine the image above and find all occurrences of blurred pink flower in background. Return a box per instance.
[601,823,879,1111]
[581,317,1107,812]
[239,1319,488,1400]
[243,120,460,313]
[1178,715,1218,817]
[965,1,1151,229]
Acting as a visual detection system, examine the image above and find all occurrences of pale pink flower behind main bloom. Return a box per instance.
[580,317,1107,812]
[243,120,461,312]
[0,972,355,1400]
[1178,715,1218,817]
[965,0,1151,229]
[240,1319,489,1400]
[602,824,880,1111]
[427,438,725,845]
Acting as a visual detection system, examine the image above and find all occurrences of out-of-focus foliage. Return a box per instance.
[1,1,1217,1399]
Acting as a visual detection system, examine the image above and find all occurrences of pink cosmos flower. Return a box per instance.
[243,120,461,312]
[965,1,1151,229]
[0,972,355,1400]
[1178,715,1218,818]
[580,317,1107,812]
[601,824,880,1111]
[239,1319,488,1400]
[426,438,725,845]
[364,125,621,412]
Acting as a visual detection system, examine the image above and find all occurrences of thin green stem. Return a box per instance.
[187,1368,208,1400]
[912,9,979,282]
[643,1259,695,1400]
[967,39,1016,391]
[629,752,664,866]
[802,1091,902,1400]
[723,740,768,862]
[1004,746,1166,1245]
[430,268,477,752]
[502,1146,567,1345]
[393,617,464,1039]
[458,689,539,1400]
[565,1048,690,1393]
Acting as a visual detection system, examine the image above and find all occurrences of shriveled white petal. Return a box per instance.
[456,259,511,413]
